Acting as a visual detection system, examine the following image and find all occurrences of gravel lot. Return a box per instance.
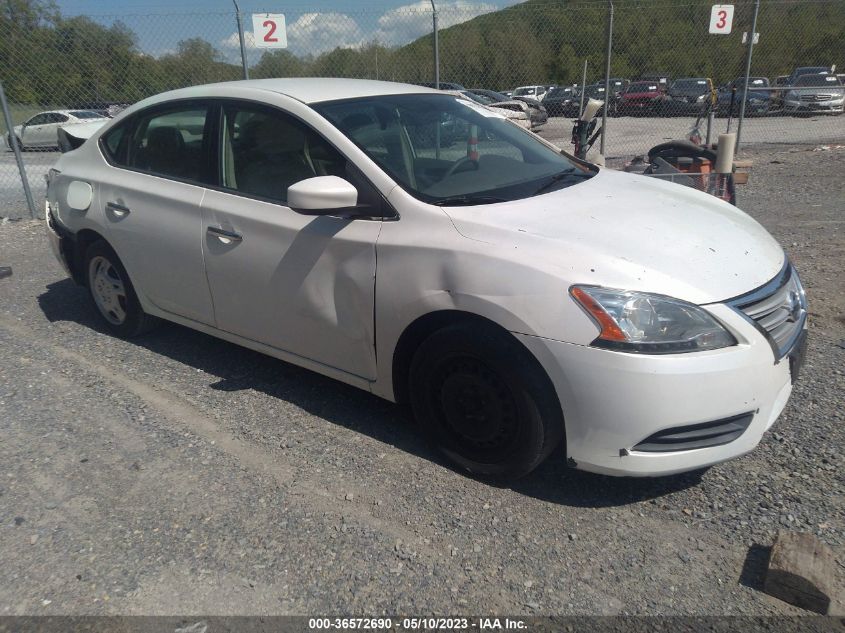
[0,144,843,616]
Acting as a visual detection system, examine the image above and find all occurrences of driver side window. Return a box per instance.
[220,104,346,203]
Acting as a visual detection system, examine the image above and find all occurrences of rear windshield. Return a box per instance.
[70,110,106,119]
[795,74,841,86]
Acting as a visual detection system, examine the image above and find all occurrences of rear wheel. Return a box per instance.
[84,240,158,337]
[409,322,564,481]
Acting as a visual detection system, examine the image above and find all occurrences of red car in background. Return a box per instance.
[617,81,667,116]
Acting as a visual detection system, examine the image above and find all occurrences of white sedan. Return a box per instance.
[45,79,807,480]
[8,109,108,150]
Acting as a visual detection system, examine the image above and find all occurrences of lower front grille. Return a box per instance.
[633,413,754,453]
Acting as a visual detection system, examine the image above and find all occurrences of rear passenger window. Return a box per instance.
[126,107,210,183]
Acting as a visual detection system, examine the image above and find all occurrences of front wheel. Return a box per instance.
[6,134,22,151]
[84,240,158,337]
[409,322,564,481]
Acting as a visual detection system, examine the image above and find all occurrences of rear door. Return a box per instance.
[96,101,216,325]
[200,100,381,379]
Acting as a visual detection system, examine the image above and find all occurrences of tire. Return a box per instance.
[6,134,22,151]
[408,321,564,481]
[84,240,158,337]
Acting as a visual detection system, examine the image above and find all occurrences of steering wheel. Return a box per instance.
[444,155,479,179]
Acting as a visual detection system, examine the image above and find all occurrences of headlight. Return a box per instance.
[570,286,736,354]
[696,94,706,102]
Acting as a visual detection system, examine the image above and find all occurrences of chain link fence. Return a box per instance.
[2,0,843,218]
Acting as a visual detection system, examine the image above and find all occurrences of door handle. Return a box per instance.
[207,226,243,244]
[106,201,130,217]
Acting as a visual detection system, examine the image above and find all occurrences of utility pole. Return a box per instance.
[735,0,760,150]
[430,0,440,88]
[233,0,249,80]
[600,0,613,156]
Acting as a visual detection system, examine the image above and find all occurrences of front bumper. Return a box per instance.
[784,100,844,113]
[515,304,800,476]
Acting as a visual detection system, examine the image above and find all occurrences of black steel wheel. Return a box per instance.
[409,321,564,481]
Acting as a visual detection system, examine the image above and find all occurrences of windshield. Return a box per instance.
[547,88,573,98]
[627,83,658,93]
[671,79,707,91]
[513,87,536,96]
[794,74,841,87]
[315,94,595,205]
[472,90,508,103]
[70,110,106,119]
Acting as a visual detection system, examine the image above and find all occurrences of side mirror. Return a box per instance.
[288,176,358,216]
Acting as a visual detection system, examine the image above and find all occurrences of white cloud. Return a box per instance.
[287,12,365,54]
[375,0,497,45]
[220,31,255,49]
[218,2,497,59]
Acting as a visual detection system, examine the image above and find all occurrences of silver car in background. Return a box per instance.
[784,74,844,115]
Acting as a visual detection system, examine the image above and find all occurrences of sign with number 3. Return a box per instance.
[709,4,734,34]
[252,13,287,48]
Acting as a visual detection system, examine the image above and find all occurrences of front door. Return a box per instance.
[97,102,216,325]
[201,101,380,380]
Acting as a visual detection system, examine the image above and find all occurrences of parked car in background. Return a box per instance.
[57,120,112,152]
[783,74,844,115]
[7,110,109,150]
[417,82,466,90]
[716,77,773,117]
[542,85,580,116]
[46,78,807,479]
[785,66,833,86]
[617,81,666,116]
[450,90,532,130]
[512,85,548,101]
[664,78,716,116]
[607,78,630,98]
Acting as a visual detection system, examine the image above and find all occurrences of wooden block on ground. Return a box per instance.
[734,159,754,169]
[764,530,840,614]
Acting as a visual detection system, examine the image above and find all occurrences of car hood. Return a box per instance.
[441,168,785,305]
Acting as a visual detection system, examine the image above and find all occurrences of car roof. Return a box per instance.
[133,78,439,107]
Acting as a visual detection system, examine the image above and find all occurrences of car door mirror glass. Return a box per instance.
[288,176,358,215]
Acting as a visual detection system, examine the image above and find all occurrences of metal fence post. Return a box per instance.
[430,0,440,88]
[0,80,36,220]
[233,0,249,80]
[735,0,761,151]
[599,0,613,156]
[579,59,588,114]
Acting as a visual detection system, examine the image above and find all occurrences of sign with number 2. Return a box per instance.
[252,13,287,48]
[708,5,734,34]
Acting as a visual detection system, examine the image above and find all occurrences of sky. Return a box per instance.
[52,0,526,62]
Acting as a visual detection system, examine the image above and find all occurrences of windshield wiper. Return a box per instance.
[532,168,592,196]
[431,195,508,206]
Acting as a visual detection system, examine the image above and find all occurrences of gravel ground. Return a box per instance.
[0,144,843,616]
